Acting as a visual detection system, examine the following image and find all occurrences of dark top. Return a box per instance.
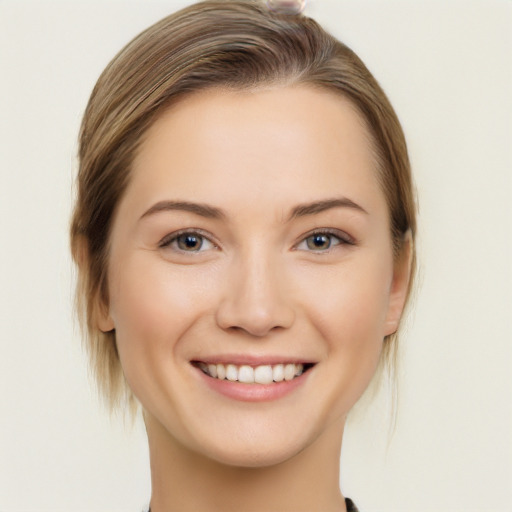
[346,497,359,511]
[147,497,359,511]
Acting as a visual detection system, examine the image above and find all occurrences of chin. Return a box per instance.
[177,407,331,469]
[197,434,311,469]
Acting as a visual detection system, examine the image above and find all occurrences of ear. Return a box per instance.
[73,234,115,333]
[94,293,115,333]
[384,230,413,336]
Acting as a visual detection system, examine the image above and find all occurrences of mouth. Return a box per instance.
[192,361,316,384]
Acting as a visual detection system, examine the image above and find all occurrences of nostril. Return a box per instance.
[226,322,288,338]
[216,305,294,337]
[228,323,286,335]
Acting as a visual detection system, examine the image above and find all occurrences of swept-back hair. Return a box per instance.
[70,0,416,412]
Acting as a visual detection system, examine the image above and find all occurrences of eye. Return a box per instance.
[159,230,216,253]
[296,230,352,252]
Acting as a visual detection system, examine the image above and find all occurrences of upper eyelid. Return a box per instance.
[293,231,355,255]
[158,228,218,249]
[157,227,355,250]
[296,228,355,245]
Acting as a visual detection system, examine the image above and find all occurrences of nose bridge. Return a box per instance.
[216,241,295,336]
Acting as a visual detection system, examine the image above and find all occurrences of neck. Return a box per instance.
[145,413,347,512]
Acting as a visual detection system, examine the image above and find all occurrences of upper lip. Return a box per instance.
[191,354,317,366]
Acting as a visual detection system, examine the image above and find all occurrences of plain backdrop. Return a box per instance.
[1,1,511,511]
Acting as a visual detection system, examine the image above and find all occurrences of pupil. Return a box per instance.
[179,234,201,250]
[309,234,330,250]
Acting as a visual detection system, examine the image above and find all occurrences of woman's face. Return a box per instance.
[100,85,409,467]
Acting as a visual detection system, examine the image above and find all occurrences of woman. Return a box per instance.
[70,1,416,510]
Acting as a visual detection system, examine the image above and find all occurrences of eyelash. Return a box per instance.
[158,228,354,254]
[158,229,217,253]
[295,228,355,252]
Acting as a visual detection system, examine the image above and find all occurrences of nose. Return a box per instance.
[215,251,295,337]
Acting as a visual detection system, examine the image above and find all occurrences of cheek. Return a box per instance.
[294,251,393,410]
[108,254,218,376]
[298,254,392,341]
[298,254,393,413]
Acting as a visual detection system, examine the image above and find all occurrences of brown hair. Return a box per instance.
[70,0,416,411]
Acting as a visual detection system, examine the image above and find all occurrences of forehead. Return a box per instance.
[126,85,386,219]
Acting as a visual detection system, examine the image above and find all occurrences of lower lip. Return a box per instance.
[193,366,311,402]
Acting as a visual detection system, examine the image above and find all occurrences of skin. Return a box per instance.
[98,85,411,511]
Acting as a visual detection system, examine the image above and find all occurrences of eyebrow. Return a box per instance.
[288,197,368,220]
[139,196,367,222]
[140,200,226,220]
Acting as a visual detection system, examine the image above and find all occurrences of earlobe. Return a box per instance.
[384,230,413,336]
[96,300,115,333]
[73,234,115,333]
[93,280,115,333]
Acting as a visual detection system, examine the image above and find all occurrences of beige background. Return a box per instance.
[1,1,511,511]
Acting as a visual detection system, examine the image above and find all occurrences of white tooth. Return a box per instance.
[254,365,273,384]
[198,362,208,373]
[208,364,217,378]
[273,364,284,382]
[216,364,226,380]
[295,363,304,376]
[284,363,296,381]
[226,364,238,382]
[238,365,254,383]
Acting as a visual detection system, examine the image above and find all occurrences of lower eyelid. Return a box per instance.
[158,230,217,251]
[296,231,354,251]
[158,230,353,252]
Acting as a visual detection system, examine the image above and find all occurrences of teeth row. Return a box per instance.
[198,363,304,384]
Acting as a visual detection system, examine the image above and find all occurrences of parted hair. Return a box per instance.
[70,0,416,412]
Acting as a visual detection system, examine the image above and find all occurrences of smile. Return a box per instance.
[195,362,312,384]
